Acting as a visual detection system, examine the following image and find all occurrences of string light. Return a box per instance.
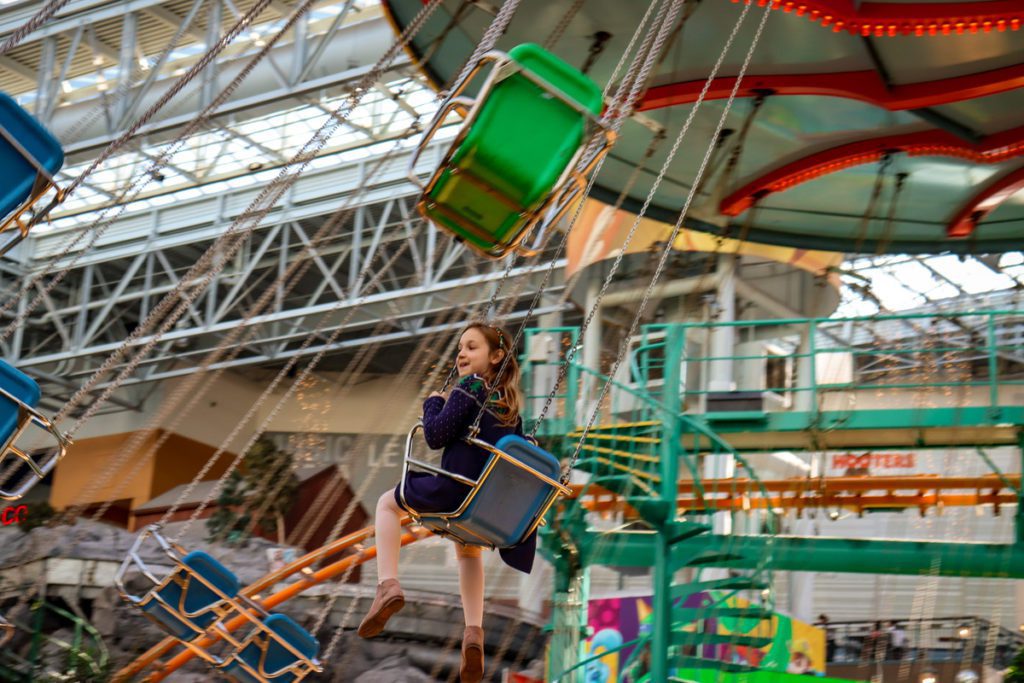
[730,0,1023,37]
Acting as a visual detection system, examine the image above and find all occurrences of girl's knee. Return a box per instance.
[376,488,399,512]
[455,543,482,560]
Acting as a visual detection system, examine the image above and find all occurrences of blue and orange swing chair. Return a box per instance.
[115,524,322,682]
[399,421,570,550]
[0,92,65,256]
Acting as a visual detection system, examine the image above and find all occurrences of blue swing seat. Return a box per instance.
[404,428,567,549]
[0,359,68,501]
[450,434,563,547]
[0,93,63,244]
[0,359,40,440]
[221,613,321,683]
[139,550,241,641]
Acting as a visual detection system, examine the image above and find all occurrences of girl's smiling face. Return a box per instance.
[456,327,503,378]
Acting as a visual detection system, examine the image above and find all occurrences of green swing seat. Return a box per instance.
[413,43,610,258]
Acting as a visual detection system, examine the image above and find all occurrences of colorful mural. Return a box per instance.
[584,591,826,682]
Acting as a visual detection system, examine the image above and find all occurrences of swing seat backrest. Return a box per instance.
[0,359,40,445]
[222,613,320,682]
[448,435,562,548]
[141,550,240,641]
[425,43,603,255]
[0,93,64,221]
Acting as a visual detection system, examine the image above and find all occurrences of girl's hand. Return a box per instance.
[429,390,447,400]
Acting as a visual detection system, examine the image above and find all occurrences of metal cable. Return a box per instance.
[0,0,290,343]
[0,0,72,56]
[568,0,772,471]
[543,0,587,50]
[50,0,444,436]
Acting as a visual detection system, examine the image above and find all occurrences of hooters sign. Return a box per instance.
[831,452,916,472]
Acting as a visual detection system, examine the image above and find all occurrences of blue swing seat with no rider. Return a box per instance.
[222,613,321,683]
[139,550,240,640]
[418,434,565,549]
[0,358,68,502]
[0,93,63,222]
[0,359,41,443]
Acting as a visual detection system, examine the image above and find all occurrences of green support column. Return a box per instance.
[1017,431,1024,545]
[651,325,685,683]
[547,569,588,681]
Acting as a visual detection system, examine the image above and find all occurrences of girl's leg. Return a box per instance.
[375,488,403,582]
[358,488,406,639]
[456,544,484,627]
[456,544,486,681]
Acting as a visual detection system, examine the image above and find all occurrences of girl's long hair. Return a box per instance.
[463,322,523,427]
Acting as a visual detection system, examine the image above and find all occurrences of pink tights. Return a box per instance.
[374,488,484,627]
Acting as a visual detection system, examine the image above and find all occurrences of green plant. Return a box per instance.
[19,501,56,533]
[206,437,298,545]
[1004,648,1024,683]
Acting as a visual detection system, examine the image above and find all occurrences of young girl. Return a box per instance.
[358,322,534,683]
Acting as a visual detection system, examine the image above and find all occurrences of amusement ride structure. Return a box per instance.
[0,0,1019,681]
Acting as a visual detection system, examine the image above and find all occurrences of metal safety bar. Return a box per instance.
[399,421,570,548]
[115,525,322,676]
[0,385,71,501]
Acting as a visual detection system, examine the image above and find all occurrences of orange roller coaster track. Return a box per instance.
[575,474,1021,517]
[115,521,430,682]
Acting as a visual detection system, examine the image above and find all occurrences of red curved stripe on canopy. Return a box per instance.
[719,124,1024,216]
[738,0,1024,36]
[947,165,1024,237]
[638,64,1024,112]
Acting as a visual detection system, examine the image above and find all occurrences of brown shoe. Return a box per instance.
[357,578,405,638]
[460,625,484,682]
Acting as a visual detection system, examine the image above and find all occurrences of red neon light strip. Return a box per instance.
[946,165,1024,237]
[719,124,1024,217]
[638,64,1024,113]
[736,0,1024,36]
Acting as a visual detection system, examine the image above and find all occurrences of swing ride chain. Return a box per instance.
[57,16,448,524]
[567,0,773,474]
[530,0,763,478]
[0,0,72,57]
[527,0,690,438]
[464,0,683,437]
[52,0,444,434]
[543,0,586,51]
[72,124,429,527]
[447,0,525,97]
[0,0,295,344]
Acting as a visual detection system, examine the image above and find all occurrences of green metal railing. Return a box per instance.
[0,601,109,682]
[527,325,780,683]
[525,311,1023,431]
[663,311,1023,413]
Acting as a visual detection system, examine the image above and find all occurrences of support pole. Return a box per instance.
[651,325,685,682]
[547,569,588,681]
[1017,430,1024,544]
